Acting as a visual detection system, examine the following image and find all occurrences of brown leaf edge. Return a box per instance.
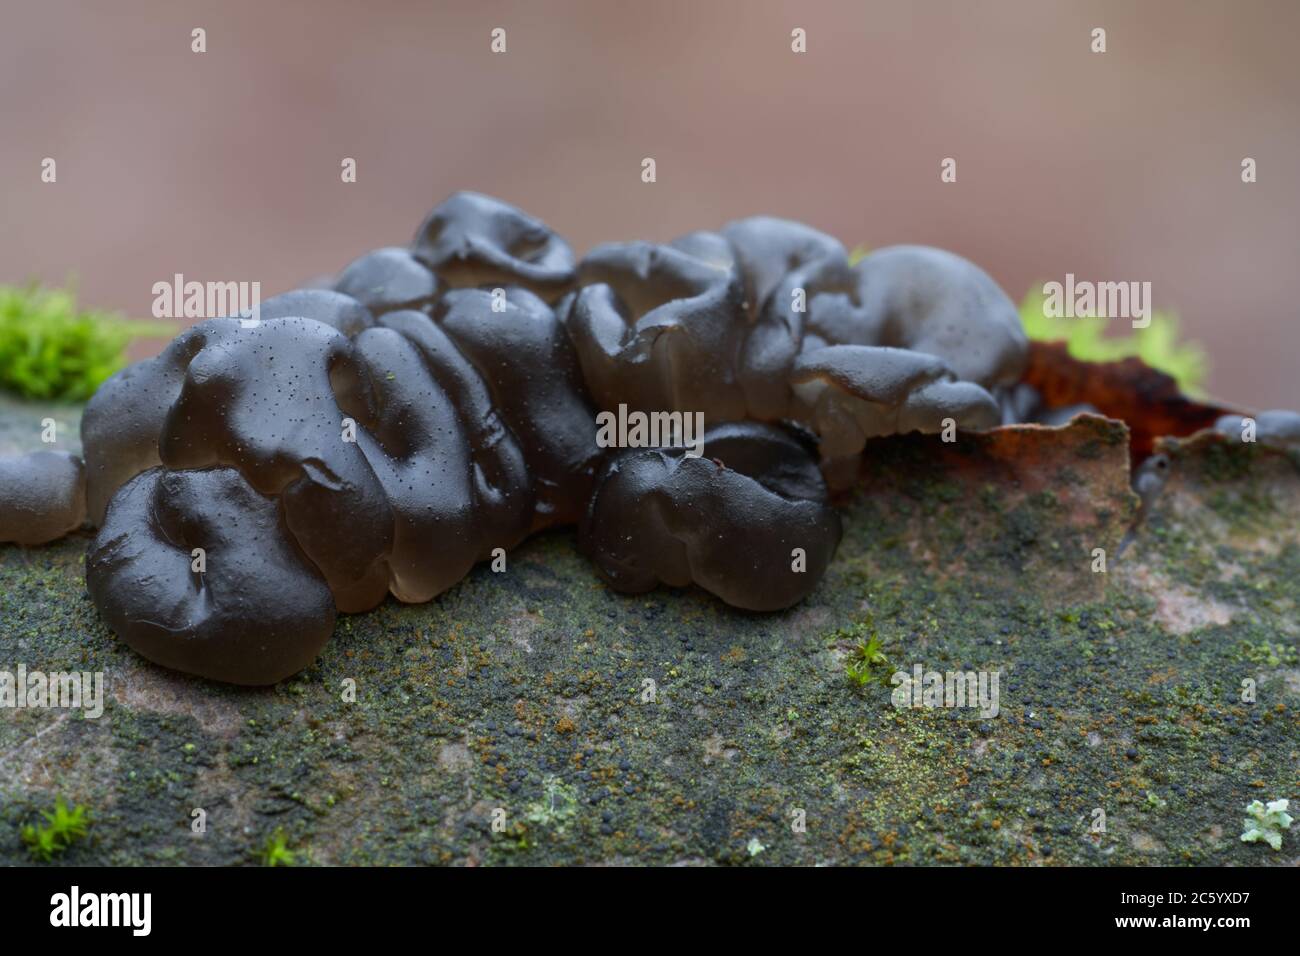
[1021,340,1238,462]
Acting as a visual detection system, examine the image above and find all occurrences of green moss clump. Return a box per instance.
[1018,287,1207,394]
[0,283,174,401]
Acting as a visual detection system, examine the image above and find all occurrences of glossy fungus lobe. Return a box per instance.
[0,451,86,545]
[565,241,748,421]
[257,288,375,336]
[847,245,1028,389]
[334,247,440,316]
[86,467,336,686]
[412,191,576,302]
[580,423,841,611]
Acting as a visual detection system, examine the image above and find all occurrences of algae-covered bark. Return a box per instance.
[1,402,1296,865]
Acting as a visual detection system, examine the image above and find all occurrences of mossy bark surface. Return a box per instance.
[1,400,1297,866]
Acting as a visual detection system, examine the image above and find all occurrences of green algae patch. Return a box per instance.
[1,418,1296,865]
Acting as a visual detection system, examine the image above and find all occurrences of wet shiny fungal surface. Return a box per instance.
[0,450,84,545]
[5,193,1042,684]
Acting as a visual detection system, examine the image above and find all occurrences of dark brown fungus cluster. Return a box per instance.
[561,218,1023,487]
[5,191,1035,684]
[82,276,601,681]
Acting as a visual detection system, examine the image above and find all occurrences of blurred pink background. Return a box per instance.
[1,0,1296,407]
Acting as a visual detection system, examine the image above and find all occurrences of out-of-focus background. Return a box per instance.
[1,0,1296,407]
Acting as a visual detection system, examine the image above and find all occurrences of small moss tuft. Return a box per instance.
[260,828,296,866]
[845,632,891,689]
[21,797,90,861]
